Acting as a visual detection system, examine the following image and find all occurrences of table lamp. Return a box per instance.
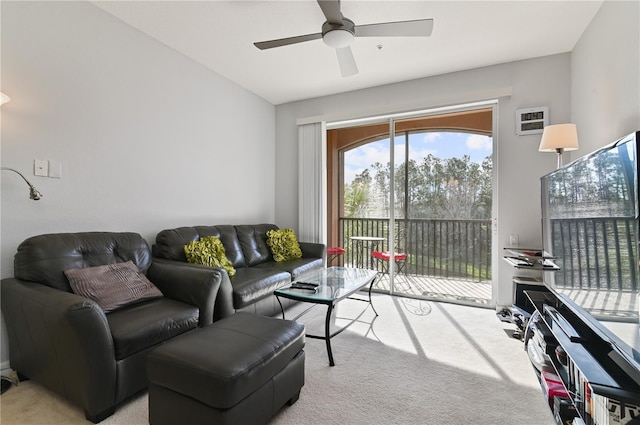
[538,123,579,169]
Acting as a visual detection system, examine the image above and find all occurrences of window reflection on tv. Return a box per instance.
[541,131,640,356]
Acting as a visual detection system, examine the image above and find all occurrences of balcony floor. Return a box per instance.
[371,273,493,308]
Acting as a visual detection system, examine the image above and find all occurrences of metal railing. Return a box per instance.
[550,217,638,291]
[339,217,492,281]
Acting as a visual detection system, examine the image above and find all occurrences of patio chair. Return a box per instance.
[326,246,346,266]
[371,250,409,289]
[370,225,410,288]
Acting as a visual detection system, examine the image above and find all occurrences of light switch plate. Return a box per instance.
[48,160,62,178]
[34,159,48,176]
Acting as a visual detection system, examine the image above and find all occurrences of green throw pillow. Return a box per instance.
[266,228,303,262]
[184,236,236,277]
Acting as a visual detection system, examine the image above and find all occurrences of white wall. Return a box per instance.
[1,2,276,366]
[275,53,572,309]
[571,0,640,152]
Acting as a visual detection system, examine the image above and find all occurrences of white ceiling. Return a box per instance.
[92,0,604,105]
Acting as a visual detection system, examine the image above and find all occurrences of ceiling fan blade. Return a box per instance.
[317,0,343,24]
[336,46,358,77]
[355,19,434,37]
[254,32,323,50]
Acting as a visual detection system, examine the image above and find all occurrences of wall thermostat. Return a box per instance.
[516,107,548,135]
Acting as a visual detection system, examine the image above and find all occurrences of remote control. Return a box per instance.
[290,282,318,290]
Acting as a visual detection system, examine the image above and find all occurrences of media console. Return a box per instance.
[524,289,640,425]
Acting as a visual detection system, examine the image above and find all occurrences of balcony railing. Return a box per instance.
[339,217,492,282]
[550,217,638,291]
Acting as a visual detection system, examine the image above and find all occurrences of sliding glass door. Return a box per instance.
[329,104,495,306]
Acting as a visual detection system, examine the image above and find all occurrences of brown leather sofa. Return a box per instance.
[0,232,223,423]
[153,223,325,318]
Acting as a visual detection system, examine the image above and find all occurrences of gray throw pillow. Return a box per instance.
[64,261,162,313]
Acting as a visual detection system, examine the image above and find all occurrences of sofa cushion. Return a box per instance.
[235,224,278,266]
[255,257,324,281]
[107,298,199,360]
[195,225,246,267]
[153,227,198,262]
[155,226,246,268]
[184,236,236,277]
[266,229,303,262]
[64,261,163,313]
[230,267,291,309]
[15,232,152,292]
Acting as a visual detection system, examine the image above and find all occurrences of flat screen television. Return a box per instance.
[540,130,640,385]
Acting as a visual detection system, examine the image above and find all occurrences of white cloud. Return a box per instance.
[466,134,492,151]
[349,143,389,168]
[421,132,442,143]
[344,141,390,183]
[408,146,437,163]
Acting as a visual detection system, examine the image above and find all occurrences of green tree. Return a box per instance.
[344,169,372,217]
[358,153,492,220]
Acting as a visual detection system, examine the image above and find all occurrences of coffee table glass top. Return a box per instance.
[276,267,378,303]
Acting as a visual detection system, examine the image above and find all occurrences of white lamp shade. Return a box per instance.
[0,92,10,105]
[539,123,579,152]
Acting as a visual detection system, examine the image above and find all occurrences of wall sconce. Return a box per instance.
[0,92,11,105]
[1,168,43,200]
[0,94,41,199]
[538,123,579,169]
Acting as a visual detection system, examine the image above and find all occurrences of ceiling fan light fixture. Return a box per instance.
[252,1,434,78]
[323,29,354,48]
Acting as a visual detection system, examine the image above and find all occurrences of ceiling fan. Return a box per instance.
[253,0,434,78]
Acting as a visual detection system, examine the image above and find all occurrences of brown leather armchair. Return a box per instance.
[1,232,224,423]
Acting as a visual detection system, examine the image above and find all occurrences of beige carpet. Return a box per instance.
[0,294,555,425]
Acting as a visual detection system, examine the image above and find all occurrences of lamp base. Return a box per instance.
[555,148,565,169]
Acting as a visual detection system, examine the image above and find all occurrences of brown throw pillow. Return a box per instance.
[64,261,162,313]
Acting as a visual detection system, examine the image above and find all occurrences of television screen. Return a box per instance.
[541,131,640,373]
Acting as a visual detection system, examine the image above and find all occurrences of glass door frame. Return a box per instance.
[328,100,498,302]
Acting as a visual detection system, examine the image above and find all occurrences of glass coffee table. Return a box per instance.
[275,266,378,366]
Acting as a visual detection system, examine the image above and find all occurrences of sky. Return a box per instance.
[343,131,492,184]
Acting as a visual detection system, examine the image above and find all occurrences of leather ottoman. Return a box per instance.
[146,312,305,425]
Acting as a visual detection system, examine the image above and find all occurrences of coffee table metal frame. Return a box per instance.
[274,267,378,366]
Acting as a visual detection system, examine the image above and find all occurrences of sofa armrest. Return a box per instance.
[148,259,234,324]
[1,278,117,415]
[299,242,325,259]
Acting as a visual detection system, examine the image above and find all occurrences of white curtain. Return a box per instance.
[298,122,326,244]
